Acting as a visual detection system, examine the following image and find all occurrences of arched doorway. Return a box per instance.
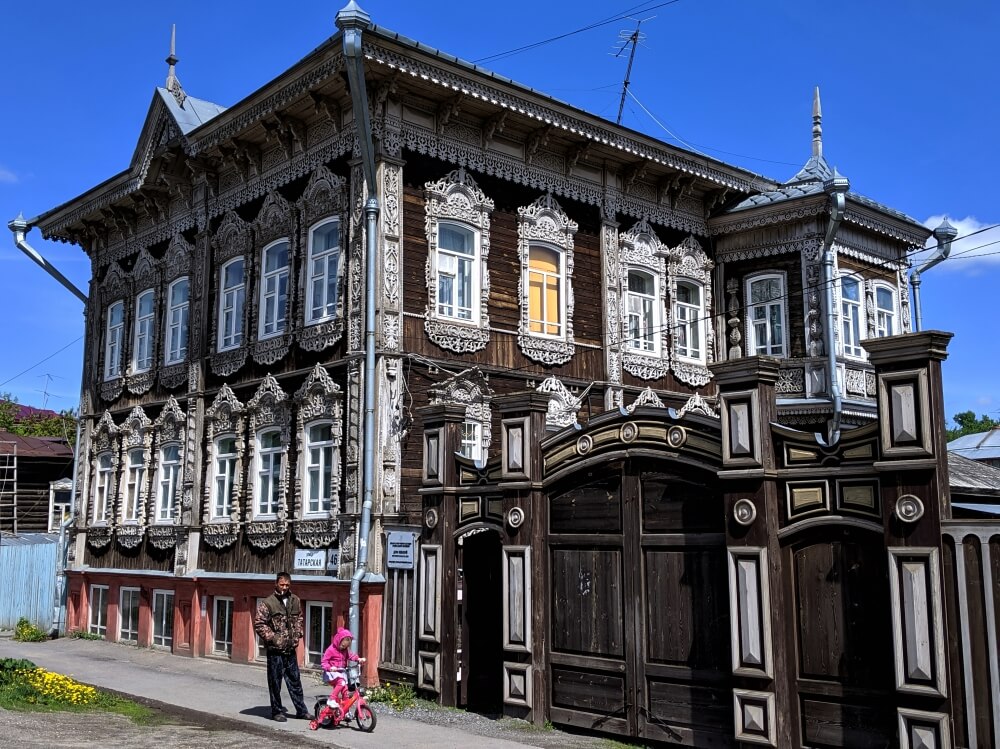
[458,527,503,714]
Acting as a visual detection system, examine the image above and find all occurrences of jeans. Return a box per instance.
[265,650,307,717]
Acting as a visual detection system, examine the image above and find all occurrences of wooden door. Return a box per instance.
[547,460,732,745]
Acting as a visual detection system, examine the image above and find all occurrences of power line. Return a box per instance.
[0,337,82,391]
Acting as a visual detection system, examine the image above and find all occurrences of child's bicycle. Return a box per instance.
[310,661,377,732]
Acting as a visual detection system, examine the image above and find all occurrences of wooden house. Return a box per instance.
[0,432,74,534]
[22,3,998,746]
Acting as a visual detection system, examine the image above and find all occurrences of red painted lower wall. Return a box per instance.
[65,571,384,686]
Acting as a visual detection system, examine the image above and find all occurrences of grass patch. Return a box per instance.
[366,680,417,710]
[68,630,103,641]
[0,658,163,726]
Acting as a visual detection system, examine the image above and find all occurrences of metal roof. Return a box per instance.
[947,451,1000,495]
[156,87,227,135]
[948,427,1000,461]
[0,431,73,459]
[0,532,59,546]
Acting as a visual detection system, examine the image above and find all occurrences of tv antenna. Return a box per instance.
[613,17,652,126]
[36,373,60,410]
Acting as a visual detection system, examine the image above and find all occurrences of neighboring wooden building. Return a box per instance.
[24,4,997,746]
[0,432,74,534]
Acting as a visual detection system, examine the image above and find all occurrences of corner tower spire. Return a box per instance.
[812,86,823,159]
[165,25,187,107]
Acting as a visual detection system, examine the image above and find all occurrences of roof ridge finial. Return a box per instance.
[812,86,823,159]
[165,24,187,107]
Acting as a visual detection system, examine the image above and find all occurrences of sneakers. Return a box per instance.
[293,712,311,720]
[272,713,287,722]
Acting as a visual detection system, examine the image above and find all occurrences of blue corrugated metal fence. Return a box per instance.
[0,533,57,630]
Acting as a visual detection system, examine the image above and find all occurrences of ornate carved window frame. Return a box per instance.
[246,375,291,549]
[250,191,295,365]
[423,168,495,354]
[161,234,193,389]
[99,263,128,402]
[117,406,153,550]
[744,271,789,358]
[618,219,668,380]
[296,166,348,352]
[151,397,186,528]
[210,211,251,377]
[89,411,120,530]
[292,365,343,548]
[517,194,577,365]
[429,367,494,459]
[202,384,245,549]
[126,248,160,398]
[667,235,714,388]
[868,278,898,340]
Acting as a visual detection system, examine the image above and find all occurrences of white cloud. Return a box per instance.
[0,165,18,184]
[912,215,1000,274]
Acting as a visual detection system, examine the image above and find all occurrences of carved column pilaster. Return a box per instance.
[601,210,622,410]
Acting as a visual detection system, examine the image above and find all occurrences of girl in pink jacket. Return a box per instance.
[321,627,364,701]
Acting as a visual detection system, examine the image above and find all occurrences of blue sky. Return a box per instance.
[1,0,997,424]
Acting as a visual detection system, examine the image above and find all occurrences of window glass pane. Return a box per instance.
[224,260,243,288]
[439,224,474,254]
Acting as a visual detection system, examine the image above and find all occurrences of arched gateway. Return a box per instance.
[413,341,956,748]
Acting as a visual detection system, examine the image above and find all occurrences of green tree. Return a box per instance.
[0,393,78,446]
[946,410,1000,443]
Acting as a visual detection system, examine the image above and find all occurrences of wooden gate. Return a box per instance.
[547,458,732,746]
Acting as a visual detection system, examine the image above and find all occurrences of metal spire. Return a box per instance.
[812,86,823,159]
[165,24,187,107]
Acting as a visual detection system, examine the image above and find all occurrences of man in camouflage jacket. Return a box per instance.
[253,571,309,721]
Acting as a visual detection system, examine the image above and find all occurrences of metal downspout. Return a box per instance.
[911,219,957,332]
[7,215,87,635]
[817,172,849,447]
[337,1,379,657]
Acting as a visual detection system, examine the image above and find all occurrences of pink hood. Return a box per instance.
[332,627,353,649]
[322,627,358,672]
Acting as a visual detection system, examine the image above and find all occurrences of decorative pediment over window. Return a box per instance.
[126,248,161,396]
[87,411,119,547]
[116,406,153,549]
[536,376,587,430]
[210,211,251,377]
[517,194,578,365]
[627,386,666,413]
[424,168,495,353]
[667,235,714,388]
[98,263,128,403]
[429,367,494,453]
[246,375,291,549]
[202,384,245,546]
[618,219,669,380]
[293,365,343,546]
[297,166,348,352]
[161,234,194,389]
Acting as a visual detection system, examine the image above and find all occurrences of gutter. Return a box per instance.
[816,171,850,448]
[336,1,379,658]
[910,219,957,332]
[7,213,87,635]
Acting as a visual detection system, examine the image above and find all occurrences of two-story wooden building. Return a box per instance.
[21,3,996,746]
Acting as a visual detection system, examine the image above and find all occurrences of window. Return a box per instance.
[459,421,483,462]
[255,430,283,517]
[124,448,144,522]
[94,453,113,523]
[48,482,72,533]
[104,301,124,379]
[306,220,340,324]
[435,223,478,321]
[304,423,334,515]
[213,597,234,656]
[213,436,237,519]
[875,284,896,338]
[218,258,245,351]
[259,240,289,338]
[674,281,705,362]
[157,445,180,523]
[165,278,190,364]
[527,245,563,337]
[119,587,140,643]
[89,585,108,637]
[306,602,333,667]
[840,274,864,358]
[625,270,659,354]
[152,590,174,648]
[747,275,787,357]
[133,290,155,373]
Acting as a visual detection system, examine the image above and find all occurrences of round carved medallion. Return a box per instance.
[733,498,757,527]
[424,507,439,529]
[895,494,925,524]
[507,506,525,529]
[576,435,593,455]
[620,422,639,443]
[666,425,687,449]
